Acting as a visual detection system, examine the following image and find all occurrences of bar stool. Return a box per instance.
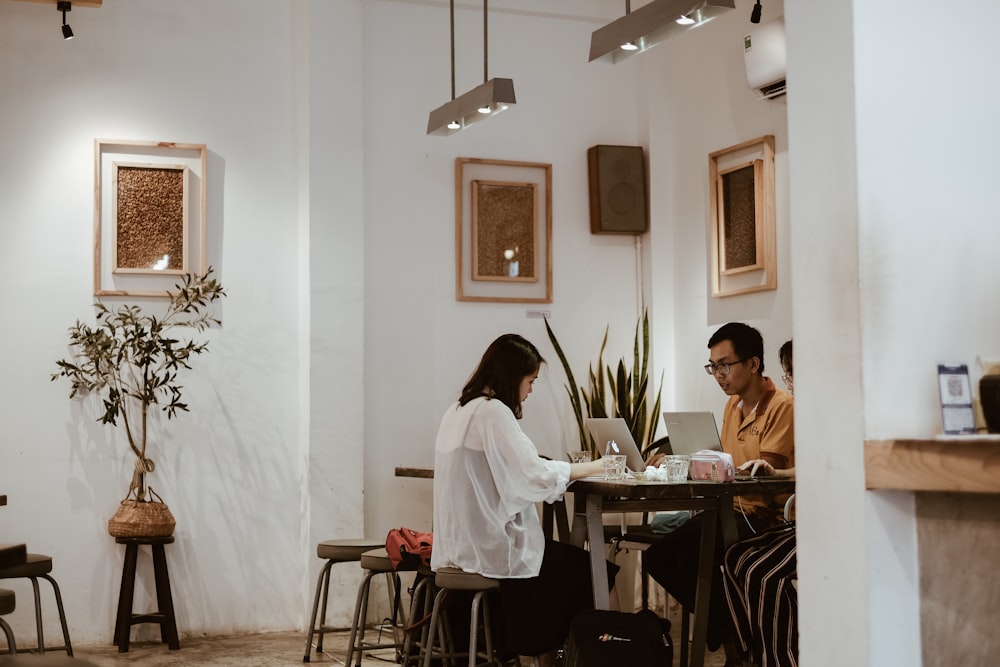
[422,568,506,667]
[400,563,438,667]
[2,588,16,655]
[112,536,179,653]
[303,538,384,663]
[344,548,415,666]
[0,553,72,655]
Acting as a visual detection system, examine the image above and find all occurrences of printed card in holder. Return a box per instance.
[937,363,975,435]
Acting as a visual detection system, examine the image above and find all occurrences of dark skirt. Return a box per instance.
[498,539,620,656]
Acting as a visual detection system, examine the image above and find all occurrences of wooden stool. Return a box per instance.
[112,536,179,653]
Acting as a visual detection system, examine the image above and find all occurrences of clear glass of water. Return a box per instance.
[603,454,627,480]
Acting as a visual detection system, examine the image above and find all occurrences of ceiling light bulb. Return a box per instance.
[620,41,639,51]
[62,23,74,39]
[478,104,492,114]
[447,120,461,130]
[676,15,695,25]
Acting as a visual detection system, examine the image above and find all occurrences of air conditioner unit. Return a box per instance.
[744,17,786,99]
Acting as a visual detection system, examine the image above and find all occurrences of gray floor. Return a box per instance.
[64,624,730,666]
[71,630,395,666]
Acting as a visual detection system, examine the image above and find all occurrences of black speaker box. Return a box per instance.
[587,145,648,234]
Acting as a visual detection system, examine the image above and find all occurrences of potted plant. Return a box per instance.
[544,309,663,460]
[52,269,226,536]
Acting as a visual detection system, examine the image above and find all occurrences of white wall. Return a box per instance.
[788,0,1000,664]
[638,1,791,422]
[361,0,650,536]
[0,0,657,644]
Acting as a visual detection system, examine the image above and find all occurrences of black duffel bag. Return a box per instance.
[563,609,672,667]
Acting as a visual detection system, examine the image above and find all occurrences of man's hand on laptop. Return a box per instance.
[739,459,774,477]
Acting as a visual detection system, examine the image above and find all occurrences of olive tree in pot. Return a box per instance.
[52,269,226,537]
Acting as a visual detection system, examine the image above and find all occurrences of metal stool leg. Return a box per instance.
[302,559,333,663]
[1,617,15,655]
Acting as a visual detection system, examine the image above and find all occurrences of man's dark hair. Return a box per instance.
[708,322,765,374]
[779,340,793,376]
[460,333,545,419]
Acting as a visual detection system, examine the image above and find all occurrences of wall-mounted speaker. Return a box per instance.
[587,145,648,234]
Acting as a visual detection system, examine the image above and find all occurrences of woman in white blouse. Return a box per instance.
[432,333,617,666]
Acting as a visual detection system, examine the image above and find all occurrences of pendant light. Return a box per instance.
[426,0,516,136]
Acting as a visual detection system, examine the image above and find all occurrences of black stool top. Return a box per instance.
[114,536,175,545]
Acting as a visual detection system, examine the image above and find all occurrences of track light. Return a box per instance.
[57,1,74,39]
[427,0,516,135]
[589,0,736,63]
[750,0,762,23]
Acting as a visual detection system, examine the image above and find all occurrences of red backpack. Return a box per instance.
[385,527,433,570]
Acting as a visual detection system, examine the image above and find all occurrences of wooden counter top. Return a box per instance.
[865,437,1000,493]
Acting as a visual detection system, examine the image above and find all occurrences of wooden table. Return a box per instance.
[569,476,796,667]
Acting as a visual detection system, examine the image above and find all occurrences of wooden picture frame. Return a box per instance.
[94,139,207,297]
[456,158,552,303]
[708,135,776,297]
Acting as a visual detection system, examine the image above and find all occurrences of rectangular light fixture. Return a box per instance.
[426,78,516,136]
[589,0,735,64]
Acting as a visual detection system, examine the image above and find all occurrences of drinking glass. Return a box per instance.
[664,455,691,483]
[603,454,627,480]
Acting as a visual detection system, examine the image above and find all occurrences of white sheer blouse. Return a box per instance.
[430,396,571,578]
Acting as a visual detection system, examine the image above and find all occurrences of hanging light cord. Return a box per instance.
[449,0,456,100]
[482,0,488,83]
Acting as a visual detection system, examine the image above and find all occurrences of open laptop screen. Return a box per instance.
[583,417,646,472]
[661,411,723,456]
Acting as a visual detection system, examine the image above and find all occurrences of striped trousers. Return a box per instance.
[722,523,798,667]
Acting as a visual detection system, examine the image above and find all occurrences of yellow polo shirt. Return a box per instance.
[720,376,794,519]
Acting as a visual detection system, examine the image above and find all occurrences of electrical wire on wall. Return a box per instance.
[634,234,646,321]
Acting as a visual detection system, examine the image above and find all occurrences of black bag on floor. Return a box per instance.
[563,609,672,667]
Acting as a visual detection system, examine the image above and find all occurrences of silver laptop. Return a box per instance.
[584,417,646,472]
[661,411,724,456]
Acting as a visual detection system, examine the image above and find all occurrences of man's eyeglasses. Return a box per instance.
[704,359,748,377]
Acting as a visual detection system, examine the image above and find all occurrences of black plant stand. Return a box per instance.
[113,536,180,653]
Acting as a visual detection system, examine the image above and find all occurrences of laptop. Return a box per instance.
[584,417,646,472]
[661,411,724,456]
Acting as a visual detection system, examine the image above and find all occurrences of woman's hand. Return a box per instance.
[569,459,606,481]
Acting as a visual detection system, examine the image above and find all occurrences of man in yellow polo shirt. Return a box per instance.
[645,322,794,665]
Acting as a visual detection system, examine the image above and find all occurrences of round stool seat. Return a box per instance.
[316,539,384,562]
[360,547,420,573]
[0,589,13,615]
[0,554,52,579]
[434,567,499,591]
[0,656,99,666]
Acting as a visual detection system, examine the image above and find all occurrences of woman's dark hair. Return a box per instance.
[459,334,545,419]
[779,339,793,376]
[708,322,765,374]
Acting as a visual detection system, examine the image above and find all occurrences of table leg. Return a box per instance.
[585,494,610,609]
[688,506,719,667]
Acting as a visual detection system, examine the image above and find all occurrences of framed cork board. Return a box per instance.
[94,139,207,297]
[456,158,552,303]
[709,135,776,298]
